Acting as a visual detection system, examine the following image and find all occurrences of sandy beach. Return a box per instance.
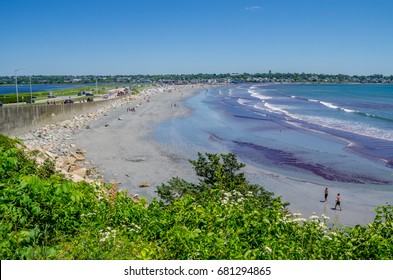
[71,85,202,200]
[18,84,393,228]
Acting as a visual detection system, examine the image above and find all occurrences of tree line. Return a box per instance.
[1,72,393,85]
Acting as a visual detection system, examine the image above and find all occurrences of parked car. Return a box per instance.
[0,101,3,107]
[85,93,93,96]
[103,94,109,99]
[87,97,94,102]
[64,99,74,104]
[48,92,56,98]
[26,99,35,104]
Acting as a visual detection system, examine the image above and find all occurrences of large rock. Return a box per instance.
[69,173,85,183]
[55,157,66,170]
[76,148,86,155]
[45,150,58,160]
[73,167,87,178]
[71,153,85,161]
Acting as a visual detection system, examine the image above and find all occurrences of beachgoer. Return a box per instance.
[334,193,341,211]
[324,187,328,202]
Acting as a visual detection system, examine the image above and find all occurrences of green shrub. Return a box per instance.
[1,134,392,260]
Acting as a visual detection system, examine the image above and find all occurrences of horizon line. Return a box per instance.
[0,72,392,77]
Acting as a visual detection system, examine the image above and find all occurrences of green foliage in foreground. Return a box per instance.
[1,135,393,259]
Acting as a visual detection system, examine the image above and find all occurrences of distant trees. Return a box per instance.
[1,73,393,85]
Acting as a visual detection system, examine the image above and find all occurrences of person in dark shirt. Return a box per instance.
[334,193,342,211]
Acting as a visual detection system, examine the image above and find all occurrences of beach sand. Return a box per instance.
[56,85,393,227]
[71,86,201,200]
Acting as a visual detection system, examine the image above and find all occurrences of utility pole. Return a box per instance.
[29,76,33,103]
[14,67,26,105]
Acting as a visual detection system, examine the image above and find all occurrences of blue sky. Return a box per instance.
[1,0,392,76]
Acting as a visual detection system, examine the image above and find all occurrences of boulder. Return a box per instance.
[45,150,58,160]
[69,173,85,183]
[73,167,87,178]
[66,156,77,165]
[76,148,86,155]
[71,153,85,161]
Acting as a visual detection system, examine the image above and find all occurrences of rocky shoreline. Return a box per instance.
[17,86,179,186]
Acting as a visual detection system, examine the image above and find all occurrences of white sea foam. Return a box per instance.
[299,115,393,142]
[250,97,393,142]
[342,108,357,113]
[249,89,272,101]
[237,98,250,106]
[319,101,359,114]
[264,103,290,115]
[320,101,340,110]
[253,104,265,110]
[242,86,393,142]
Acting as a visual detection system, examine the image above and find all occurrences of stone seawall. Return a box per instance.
[0,100,114,136]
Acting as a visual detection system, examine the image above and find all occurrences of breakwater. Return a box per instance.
[0,100,114,136]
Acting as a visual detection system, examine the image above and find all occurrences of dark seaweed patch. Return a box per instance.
[233,140,391,185]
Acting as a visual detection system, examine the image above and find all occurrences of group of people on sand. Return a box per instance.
[323,187,341,211]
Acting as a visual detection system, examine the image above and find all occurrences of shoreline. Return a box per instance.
[18,85,200,185]
[15,84,392,227]
[71,85,204,199]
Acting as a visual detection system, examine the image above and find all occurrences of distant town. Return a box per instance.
[1,72,393,85]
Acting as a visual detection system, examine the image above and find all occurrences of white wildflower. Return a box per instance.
[265,246,272,254]
[318,222,328,230]
[292,217,307,223]
[309,213,319,220]
[279,218,288,224]
[292,212,302,217]
[323,235,332,240]
[321,214,330,220]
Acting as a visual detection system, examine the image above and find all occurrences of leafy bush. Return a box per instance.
[1,134,393,260]
[157,152,281,208]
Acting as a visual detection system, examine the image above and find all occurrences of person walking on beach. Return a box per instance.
[324,187,328,202]
[334,193,341,211]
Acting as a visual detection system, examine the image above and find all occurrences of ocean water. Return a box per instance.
[155,84,393,188]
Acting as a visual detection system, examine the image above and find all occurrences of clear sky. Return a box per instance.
[1,0,392,76]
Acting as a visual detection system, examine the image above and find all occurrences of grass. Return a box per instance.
[0,84,145,105]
